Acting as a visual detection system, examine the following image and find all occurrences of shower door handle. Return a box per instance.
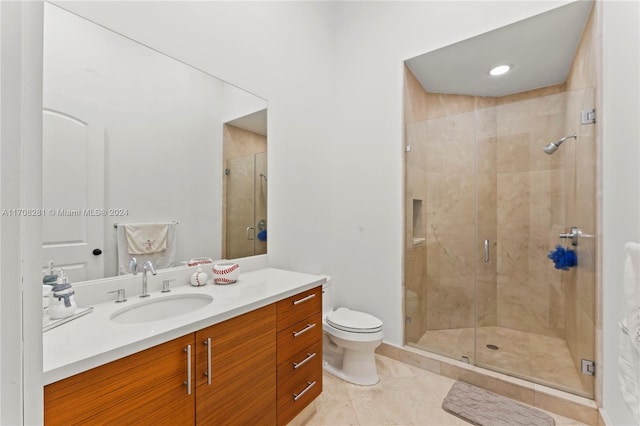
[484,239,490,263]
[246,226,255,240]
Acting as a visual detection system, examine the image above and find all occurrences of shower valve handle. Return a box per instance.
[559,227,580,246]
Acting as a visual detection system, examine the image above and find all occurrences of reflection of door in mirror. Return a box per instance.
[42,93,105,282]
[223,123,267,259]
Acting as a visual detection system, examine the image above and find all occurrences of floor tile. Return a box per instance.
[294,354,588,426]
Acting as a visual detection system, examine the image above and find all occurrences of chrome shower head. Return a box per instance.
[544,142,560,154]
[543,133,577,155]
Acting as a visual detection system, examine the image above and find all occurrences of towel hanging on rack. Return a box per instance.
[116,222,177,275]
[124,223,168,255]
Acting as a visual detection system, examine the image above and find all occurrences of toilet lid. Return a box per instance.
[326,307,383,333]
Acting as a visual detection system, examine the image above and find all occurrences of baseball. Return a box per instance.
[190,267,208,287]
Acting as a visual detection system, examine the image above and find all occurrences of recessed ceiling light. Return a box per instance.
[489,65,512,76]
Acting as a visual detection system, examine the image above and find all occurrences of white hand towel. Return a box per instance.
[124,223,168,255]
[116,223,177,275]
[624,242,640,353]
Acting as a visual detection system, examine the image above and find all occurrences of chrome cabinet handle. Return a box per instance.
[184,344,192,395]
[484,239,490,263]
[293,293,316,305]
[204,338,212,385]
[293,381,316,401]
[246,226,255,240]
[293,323,316,338]
[293,352,316,369]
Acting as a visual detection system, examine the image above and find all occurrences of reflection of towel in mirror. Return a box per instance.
[124,223,168,254]
[117,223,177,275]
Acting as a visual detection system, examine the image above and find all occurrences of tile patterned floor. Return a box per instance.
[292,354,587,426]
[413,326,591,396]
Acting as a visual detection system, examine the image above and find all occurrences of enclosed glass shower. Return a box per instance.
[404,82,597,398]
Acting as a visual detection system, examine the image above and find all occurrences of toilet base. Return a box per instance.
[323,340,380,386]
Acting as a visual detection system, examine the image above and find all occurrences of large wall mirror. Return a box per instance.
[43,2,267,282]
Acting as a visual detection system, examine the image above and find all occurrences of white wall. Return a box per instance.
[601,1,640,424]
[0,1,43,424]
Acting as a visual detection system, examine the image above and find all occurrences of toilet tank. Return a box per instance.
[322,276,333,318]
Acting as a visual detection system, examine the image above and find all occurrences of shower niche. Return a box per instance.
[403,1,597,399]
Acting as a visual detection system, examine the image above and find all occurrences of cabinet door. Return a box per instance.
[44,333,195,425]
[195,304,277,425]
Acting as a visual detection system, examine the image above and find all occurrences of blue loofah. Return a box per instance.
[547,244,578,270]
[565,248,578,268]
[257,229,267,242]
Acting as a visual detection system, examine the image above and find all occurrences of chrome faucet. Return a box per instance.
[140,260,156,298]
[129,257,138,275]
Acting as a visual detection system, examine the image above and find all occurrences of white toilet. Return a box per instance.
[322,278,384,386]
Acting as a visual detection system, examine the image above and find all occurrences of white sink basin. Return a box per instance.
[110,294,213,324]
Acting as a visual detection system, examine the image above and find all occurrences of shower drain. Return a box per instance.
[486,344,499,350]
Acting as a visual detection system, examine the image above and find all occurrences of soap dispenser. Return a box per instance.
[49,269,78,319]
[42,261,57,315]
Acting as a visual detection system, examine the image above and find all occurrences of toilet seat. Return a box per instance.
[326,307,383,333]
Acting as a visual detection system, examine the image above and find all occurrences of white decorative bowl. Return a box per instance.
[212,263,240,284]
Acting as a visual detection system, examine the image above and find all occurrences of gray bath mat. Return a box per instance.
[442,381,555,426]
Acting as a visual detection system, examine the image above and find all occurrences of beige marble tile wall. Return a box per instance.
[563,5,598,395]
[404,67,500,339]
[404,77,571,340]
[404,68,429,341]
[494,92,568,338]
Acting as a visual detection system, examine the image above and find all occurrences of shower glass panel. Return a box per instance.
[225,152,267,259]
[404,88,596,398]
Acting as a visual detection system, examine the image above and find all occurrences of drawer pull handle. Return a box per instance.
[293,323,316,337]
[293,293,316,305]
[204,337,212,385]
[293,381,317,401]
[293,352,317,369]
[184,344,192,395]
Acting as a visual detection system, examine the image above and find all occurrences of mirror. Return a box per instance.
[42,2,267,282]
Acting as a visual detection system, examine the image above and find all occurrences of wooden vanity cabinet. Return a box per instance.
[195,304,277,425]
[276,286,323,426]
[44,333,195,426]
[45,287,322,426]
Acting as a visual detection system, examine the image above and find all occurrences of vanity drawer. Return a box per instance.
[276,286,322,329]
[277,312,322,364]
[277,341,322,387]
[276,355,322,426]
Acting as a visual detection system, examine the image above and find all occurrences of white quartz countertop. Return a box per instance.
[43,267,326,385]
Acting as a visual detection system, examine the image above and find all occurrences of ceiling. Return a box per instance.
[226,109,268,136]
[405,1,593,98]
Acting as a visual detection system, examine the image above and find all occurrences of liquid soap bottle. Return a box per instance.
[42,261,58,317]
[49,268,77,319]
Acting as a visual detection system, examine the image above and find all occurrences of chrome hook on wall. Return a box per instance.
[559,226,581,246]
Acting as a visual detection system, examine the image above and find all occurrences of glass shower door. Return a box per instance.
[404,109,477,364]
[404,90,595,398]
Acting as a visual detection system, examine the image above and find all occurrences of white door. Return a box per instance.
[43,92,105,282]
